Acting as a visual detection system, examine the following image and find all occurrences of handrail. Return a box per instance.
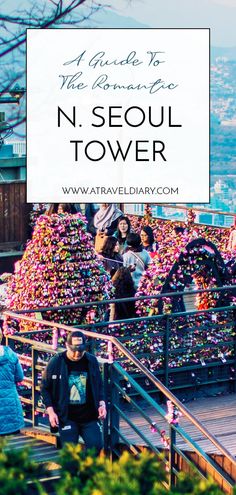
[129,203,236,219]
[111,335,236,467]
[4,310,236,468]
[112,362,234,487]
[154,203,236,218]
[52,303,236,331]
[4,301,236,335]
[7,284,236,314]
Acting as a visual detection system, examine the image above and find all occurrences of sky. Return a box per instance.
[1,0,235,139]
[1,0,236,46]
[96,0,236,46]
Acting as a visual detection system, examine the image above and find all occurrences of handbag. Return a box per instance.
[95,232,108,253]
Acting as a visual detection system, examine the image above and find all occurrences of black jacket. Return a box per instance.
[41,351,105,424]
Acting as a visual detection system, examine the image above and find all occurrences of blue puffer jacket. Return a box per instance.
[0,346,25,434]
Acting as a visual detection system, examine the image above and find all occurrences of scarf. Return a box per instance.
[94,204,122,231]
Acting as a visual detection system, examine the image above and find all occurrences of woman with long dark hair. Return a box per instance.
[99,236,123,276]
[114,216,131,254]
[140,225,158,254]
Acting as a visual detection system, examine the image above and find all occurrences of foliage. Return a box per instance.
[0,438,47,495]
[170,471,225,495]
[54,444,225,495]
[55,444,167,495]
[0,439,228,495]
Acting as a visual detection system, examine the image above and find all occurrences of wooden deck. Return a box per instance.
[119,392,236,456]
[3,394,236,465]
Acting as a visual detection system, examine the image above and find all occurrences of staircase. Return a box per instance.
[4,430,60,493]
[4,309,236,493]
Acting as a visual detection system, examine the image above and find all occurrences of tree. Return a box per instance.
[0,0,103,136]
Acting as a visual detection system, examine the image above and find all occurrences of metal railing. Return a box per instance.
[124,203,236,227]
[4,308,236,493]
[9,284,236,314]
[5,285,236,396]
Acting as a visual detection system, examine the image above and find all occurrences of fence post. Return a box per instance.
[107,341,113,363]
[144,204,152,223]
[233,308,236,393]
[169,424,177,489]
[102,362,110,453]
[109,365,120,459]
[32,347,39,427]
[163,315,170,388]
[52,327,58,350]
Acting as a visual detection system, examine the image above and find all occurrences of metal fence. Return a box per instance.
[5,285,236,398]
[124,203,235,228]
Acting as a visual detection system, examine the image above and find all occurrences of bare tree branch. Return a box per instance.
[0,0,106,136]
[0,0,91,58]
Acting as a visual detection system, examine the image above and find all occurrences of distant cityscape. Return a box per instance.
[2,53,236,226]
[206,54,236,220]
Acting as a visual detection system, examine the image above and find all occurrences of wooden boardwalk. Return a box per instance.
[119,393,236,456]
[3,394,236,462]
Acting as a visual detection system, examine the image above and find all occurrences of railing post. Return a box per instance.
[163,315,170,388]
[107,341,113,363]
[233,308,236,393]
[144,203,152,224]
[32,347,39,427]
[109,365,120,459]
[5,334,15,352]
[102,362,110,453]
[169,424,177,489]
[52,327,58,350]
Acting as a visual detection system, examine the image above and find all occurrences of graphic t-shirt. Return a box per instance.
[64,353,97,423]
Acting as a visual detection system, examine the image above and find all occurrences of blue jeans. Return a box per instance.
[59,419,103,453]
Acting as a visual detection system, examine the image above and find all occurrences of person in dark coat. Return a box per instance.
[75,204,98,236]
[99,236,123,276]
[41,331,106,452]
[0,329,24,435]
[110,267,136,321]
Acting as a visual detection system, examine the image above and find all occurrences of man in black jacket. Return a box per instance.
[41,330,106,452]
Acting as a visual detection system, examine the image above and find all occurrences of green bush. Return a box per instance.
[54,444,226,495]
[170,472,225,495]
[0,439,229,495]
[0,438,47,495]
[55,444,167,495]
